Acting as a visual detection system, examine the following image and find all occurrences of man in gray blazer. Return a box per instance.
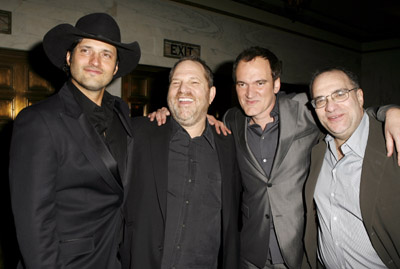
[151,47,400,268]
[223,47,400,269]
[303,67,400,268]
[223,46,319,269]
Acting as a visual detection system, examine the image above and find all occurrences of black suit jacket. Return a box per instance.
[121,117,241,269]
[9,82,134,268]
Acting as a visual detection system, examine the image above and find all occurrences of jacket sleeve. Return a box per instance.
[9,108,59,268]
[366,104,400,122]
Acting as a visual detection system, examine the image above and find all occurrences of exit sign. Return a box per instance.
[164,39,201,59]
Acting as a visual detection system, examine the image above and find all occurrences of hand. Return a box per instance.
[207,114,231,136]
[384,108,400,166]
[148,107,170,126]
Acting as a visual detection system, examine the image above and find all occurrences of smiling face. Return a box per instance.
[312,70,364,146]
[235,57,280,127]
[66,38,118,94]
[167,60,215,129]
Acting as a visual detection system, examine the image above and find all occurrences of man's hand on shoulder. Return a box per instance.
[207,115,231,136]
[384,107,400,166]
[147,107,231,135]
[148,107,170,126]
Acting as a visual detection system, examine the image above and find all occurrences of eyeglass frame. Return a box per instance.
[310,87,359,109]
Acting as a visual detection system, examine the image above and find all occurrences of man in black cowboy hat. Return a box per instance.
[9,13,140,269]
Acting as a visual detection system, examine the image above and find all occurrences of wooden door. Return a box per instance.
[122,64,170,117]
[0,48,57,127]
[0,47,59,269]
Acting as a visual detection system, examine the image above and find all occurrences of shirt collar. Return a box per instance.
[68,79,115,113]
[170,117,216,149]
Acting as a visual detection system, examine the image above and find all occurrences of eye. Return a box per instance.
[256,81,266,86]
[171,81,181,87]
[335,90,347,97]
[315,98,326,107]
[102,52,112,59]
[236,82,246,88]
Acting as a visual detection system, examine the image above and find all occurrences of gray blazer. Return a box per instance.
[224,92,320,268]
[303,114,400,269]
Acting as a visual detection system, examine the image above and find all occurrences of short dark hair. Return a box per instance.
[232,46,282,82]
[309,66,360,97]
[169,55,214,88]
[63,39,82,75]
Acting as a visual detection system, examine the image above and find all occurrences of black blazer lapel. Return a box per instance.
[114,99,133,190]
[59,85,123,195]
[149,120,173,222]
[214,132,234,235]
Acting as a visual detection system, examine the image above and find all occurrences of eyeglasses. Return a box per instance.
[311,88,358,109]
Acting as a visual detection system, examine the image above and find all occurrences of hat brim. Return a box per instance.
[43,24,141,78]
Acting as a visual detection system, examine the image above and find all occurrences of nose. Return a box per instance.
[324,97,336,112]
[245,85,255,98]
[89,53,100,67]
[177,82,189,94]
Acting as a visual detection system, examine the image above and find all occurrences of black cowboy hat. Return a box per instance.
[43,12,141,78]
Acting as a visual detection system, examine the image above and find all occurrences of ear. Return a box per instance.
[113,62,119,76]
[273,77,281,94]
[66,51,71,66]
[356,88,364,107]
[209,86,216,104]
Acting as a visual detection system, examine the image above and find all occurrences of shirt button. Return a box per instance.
[261,136,265,139]
[188,178,192,183]
[267,183,272,187]
[177,245,181,249]
[331,193,334,197]
[262,158,267,163]
[333,216,337,221]
[185,200,189,204]
[182,223,186,228]
[265,214,270,219]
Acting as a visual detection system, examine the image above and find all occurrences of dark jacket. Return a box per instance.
[9,82,134,268]
[303,115,400,269]
[121,117,241,269]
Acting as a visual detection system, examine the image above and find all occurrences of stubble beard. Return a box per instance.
[168,98,208,128]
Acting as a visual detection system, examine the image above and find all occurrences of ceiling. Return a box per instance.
[233,0,400,43]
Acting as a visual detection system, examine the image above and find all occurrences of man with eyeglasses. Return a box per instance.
[303,67,400,268]
[151,47,400,269]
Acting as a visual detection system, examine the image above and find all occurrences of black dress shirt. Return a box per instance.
[161,118,222,269]
[69,80,127,184]
[246,97,284,264]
